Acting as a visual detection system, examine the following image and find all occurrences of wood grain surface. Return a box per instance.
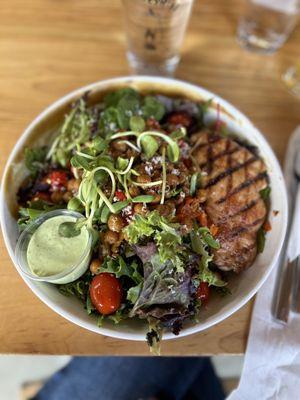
[0,0,299,355]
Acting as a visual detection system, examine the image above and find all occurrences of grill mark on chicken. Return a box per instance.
[216,171,268,204]
[230,198,259,218]
[224,216,266,239]
[191,135,222,153]
[204,155,259,189]
[205,134,217,174]
[225,138,233,219]
[198,147,239,168]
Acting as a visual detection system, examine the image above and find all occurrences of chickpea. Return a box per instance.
[50,191,63,203]
[104,230,119,245]
[63,191,72,203]
[133,203,148,216]
[150,194,161,204]
[155,204,172,217]
[128,185,140,197]
[90,258,102,275]
[67,178,81,193]
[111,243,121,254]
[99,243,111,257]
[167,174,179,187]
[108,214,125,233]
[112,141,127,152]
[136,174,151,184]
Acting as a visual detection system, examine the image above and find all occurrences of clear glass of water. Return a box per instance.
[122,0,194,76]
[237,0,299,54]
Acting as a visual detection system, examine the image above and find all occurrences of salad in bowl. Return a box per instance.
[12,83,274,352]
[0,77,287,353]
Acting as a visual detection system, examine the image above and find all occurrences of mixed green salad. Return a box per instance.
[17,88,241,353]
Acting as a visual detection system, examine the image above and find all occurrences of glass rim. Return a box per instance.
[15,209,92,282]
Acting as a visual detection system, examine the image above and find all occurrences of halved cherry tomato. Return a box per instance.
[197,282,210,304]
[167,111,192,128]
[115,190,127,202]
[89,273,122,315]
[47,171,68,191]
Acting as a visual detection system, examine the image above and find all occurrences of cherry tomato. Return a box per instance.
[197,282,210,304]
[89,273,122,315]
[167,111,192,128]
[115,190,127,202]
[47,170,68,191]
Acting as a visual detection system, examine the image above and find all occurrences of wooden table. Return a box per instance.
[0,0,299,355]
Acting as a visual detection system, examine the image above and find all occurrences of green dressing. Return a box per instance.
[27,215,89,277]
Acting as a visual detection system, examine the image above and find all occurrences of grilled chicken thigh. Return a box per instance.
[191,131,268,273]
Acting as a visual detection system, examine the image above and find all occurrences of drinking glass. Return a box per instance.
[122,0,194,76]
[282,62,300,97]
[237,0,299,54]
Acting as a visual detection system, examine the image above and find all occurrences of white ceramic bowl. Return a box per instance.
[0,76,288,341]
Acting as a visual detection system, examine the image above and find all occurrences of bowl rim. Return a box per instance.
[0,75,288,341]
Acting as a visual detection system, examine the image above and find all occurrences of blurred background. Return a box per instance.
[0,0,299,398]
[0,355,244,398]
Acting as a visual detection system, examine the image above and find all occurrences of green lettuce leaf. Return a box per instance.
[24,146,48,177]
[126,282,142,304]
[100,256,143,285]
[17,200,62,231]
[124,211,184,272]
[142,96,165,121]
[190,227,226,287]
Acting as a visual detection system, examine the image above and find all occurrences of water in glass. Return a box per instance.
[122,0,194,76]
[237,0,299,54]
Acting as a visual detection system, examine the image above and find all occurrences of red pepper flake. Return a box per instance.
[115,190,126,202]
[197,282,210,305]
[210,224,219,237]
[263,220,272,232]
[214,103,228,133]
[273,210,279,216]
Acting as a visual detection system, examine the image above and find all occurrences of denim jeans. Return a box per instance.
[33,357,225,400]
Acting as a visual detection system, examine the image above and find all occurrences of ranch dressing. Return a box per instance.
[27,215,89,278]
